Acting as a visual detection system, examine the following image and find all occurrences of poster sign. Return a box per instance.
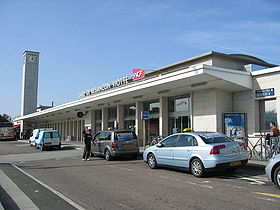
[141,111,150,120]
[255,88,274,98]
[224,113,246,138]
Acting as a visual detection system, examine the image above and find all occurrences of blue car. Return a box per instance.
[143,132,249,177]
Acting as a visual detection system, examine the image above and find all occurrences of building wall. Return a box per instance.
[212,55,248,71]
[192,89,218,131]
[216,89,232,132]
[232,90,255,135]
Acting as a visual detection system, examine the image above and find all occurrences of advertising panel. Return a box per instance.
[224,113,246,138]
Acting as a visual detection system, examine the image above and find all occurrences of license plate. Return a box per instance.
[123,144,133,147]
[230,161,241,166]
[44,142,51,145]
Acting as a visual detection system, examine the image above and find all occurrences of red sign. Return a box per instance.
[132,69,145,80]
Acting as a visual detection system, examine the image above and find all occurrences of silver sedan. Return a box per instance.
[265,154,280,189]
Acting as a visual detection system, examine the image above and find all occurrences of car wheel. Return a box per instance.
[105,149,112,161]
[190,158,205,178]
[147,153,157,169]
[273,165,280,190]
[57,144,61,150]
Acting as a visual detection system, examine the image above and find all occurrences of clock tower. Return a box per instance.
[21,51,39,116]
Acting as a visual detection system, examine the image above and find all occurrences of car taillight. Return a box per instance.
[239,142,246,149]
[210,145,225,155]
[112,142,118,148]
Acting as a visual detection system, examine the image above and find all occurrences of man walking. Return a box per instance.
[82,129,93,161]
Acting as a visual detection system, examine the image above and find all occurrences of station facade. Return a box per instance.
[16,51,280,146]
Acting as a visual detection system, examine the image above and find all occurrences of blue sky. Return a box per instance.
[0,0,280,118]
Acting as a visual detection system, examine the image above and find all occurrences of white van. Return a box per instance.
[29,128,52,146]
[35,130,61,151]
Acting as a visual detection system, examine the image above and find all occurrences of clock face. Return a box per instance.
[28,55,37,63]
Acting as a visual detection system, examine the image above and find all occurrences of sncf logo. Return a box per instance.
[132,69,145,80]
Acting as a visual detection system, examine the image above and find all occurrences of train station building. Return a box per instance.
[16,51,280,145]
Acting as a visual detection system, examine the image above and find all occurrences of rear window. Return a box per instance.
[199,135,233,144]
[52,132,60,138]
[114,132,137,140]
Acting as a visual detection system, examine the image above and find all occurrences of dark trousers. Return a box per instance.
[83,145,91,159]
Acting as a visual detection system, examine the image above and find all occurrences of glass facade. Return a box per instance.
[168,95,191,134]
[259,99,277,131]
[124,104,136,129]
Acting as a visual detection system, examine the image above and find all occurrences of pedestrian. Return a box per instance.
[265,122,279,145]
[82,129,93,161]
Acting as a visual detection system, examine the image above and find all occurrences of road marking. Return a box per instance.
[253,192,280,198]
[0,169,39,210]
[234,176,266,185]
[12,164,88,210]
[255,196,276,202]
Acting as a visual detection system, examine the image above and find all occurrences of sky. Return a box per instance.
[0,0,280,118]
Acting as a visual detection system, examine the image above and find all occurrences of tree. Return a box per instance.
[0,114,12,122]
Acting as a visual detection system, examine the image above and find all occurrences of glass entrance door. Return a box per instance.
[169,116,190,134]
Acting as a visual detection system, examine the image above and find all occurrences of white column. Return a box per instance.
[136,101,144,146]
[159,96,168,137]
[277,97,280,128]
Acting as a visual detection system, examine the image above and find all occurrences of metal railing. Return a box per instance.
[238,136,280,161]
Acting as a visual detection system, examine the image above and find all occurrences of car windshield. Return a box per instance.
[199,134,233,144]
[114,132,137,140]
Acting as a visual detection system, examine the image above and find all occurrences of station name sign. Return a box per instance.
[255,88,275,98]
[80,69,145,97]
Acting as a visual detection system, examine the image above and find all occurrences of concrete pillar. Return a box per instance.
[91,110,96,134]
[77,120,81,141]
[159,96,168,137]
[102,107,108,130]
[74,121,77,141]
[136,101,144,146]
[117,105,124,129]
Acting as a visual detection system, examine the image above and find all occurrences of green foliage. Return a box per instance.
[0,114,11,122]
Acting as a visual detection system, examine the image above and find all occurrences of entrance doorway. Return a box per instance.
[168,116,190,134]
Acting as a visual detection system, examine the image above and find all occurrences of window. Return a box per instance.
[44,132,51,138]
[161,135,177,147]
[144,101,160,115]
[176,135,197,147]
[95,110,102,120]
[52,132,60,138]
[114,131,137,140]
[200,135,232,144]
[94,132,101,140]
[259,99,277,131]
[168,96,190,112]
[124,104,136,118]
[108,107,117,120]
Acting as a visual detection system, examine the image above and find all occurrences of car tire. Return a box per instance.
[57,144,61,150]
[105,149,112,161]
[147,153,157,169]
[190,158,205,178]
[273,165,280,190]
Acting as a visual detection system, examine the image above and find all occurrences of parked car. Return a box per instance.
[34,130,61,151]
[265,154,280,189]
[143,132,249,177]
[91,130,139,160]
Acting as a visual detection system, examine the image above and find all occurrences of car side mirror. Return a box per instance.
[156,143,164,148]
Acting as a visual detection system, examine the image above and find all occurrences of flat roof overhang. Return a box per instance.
[17,65,252,123]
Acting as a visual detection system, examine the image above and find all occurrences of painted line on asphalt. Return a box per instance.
[253,192,280,198]
[12,164,87,210]
[0,169,39,210]
[255,196,276,202]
